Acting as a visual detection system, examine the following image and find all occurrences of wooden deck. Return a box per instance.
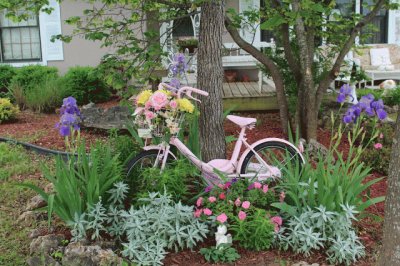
[222,82,278,111]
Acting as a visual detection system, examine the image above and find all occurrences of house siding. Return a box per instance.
[47,0,114,74]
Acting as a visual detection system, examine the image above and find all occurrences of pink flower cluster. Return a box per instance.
[270,216,283,233]
[248,182,269,194]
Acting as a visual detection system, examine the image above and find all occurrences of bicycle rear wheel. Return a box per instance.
[240,141,303,180]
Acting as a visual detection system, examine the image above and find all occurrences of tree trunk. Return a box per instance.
[377,109,400,265]
[197,0,226,162]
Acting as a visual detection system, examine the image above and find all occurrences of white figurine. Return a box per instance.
[215,225,232,248]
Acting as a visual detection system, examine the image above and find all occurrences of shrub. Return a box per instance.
[0,98,19,123]
[24,78,69,113]
[129,159,199,202]
[277,205,365,265]
[21,142,123,225]
[0,65,16,98]
[10,65,58,92]
[108,130,141,165]
[384,87,400,106]
[61,66,111,104]
[200,244,241,263]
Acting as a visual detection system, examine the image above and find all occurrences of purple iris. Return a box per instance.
[376,108,387,120]
[56,97,81,137]
[169,78,181,89]
[169,53,187,76]
[341,88,387,123]
[60,96,81,116]
[337,84,353,103]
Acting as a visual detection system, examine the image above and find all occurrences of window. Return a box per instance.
[0,11,42,62]
[172,16,194,39]
[260,0,274,42]
[361,0,388,44]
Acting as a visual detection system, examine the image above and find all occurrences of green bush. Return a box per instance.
[200,244,241,263]
[0,65,16,98]
[0,98,19,123]
[24,78,69,113]
[10,65,58,92]
[62,66,111,104]
[108,131,141,165]
[384,87,400,106]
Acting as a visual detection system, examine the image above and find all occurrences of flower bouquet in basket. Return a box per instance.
[133,87,195,139]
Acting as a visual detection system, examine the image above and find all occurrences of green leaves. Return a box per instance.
[200,244,241,263]
[260,14,286,30]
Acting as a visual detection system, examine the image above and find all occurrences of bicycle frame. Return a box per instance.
[144,125,294,183]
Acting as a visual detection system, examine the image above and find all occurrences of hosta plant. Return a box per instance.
[200,244,240,263]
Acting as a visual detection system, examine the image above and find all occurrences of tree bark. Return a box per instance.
[197,0,226,162]
[377,109,400,265]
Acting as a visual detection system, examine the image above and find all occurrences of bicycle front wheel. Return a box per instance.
[240,141,303,179]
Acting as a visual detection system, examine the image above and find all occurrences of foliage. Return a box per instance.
[108,130,141,165]
[196,179,278,251]
[61,66,111,104]
[130,159,198,202]
[200,244,240,263]
[20,142,123,225]
[277,205,365,265]
[10,65,58,92]
[230,208,275,251]
[0,65,16,98]
[0,98,19,123]
[0,143,37,180]
[24,78,69,113]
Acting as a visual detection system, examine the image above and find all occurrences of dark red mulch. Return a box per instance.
[0,103,387,265]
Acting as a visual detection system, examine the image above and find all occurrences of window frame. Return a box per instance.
[0,12,43,63]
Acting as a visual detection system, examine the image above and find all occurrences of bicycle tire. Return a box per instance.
[240,141,303,178]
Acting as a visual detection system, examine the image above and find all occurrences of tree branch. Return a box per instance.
[316,0,387,106]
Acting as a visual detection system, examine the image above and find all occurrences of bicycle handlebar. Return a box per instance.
[158,82,209,101]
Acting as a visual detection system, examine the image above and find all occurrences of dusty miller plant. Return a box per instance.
[276,204,365,265]
[121,190,209,265]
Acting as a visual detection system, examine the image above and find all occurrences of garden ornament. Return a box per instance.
[215,225,232,248]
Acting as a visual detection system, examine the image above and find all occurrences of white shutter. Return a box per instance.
[239,0,260,43]
[388,9,400,44]
[42,0,64,61]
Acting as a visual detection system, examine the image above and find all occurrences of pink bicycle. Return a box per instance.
[127,83,305,185]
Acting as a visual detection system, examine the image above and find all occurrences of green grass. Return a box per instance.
[0,143,38,180]
[0,143,48,265]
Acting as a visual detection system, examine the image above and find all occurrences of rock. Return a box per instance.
[29,228,43,239]
[384,105,397,114]
[26,195,47,211]
[18,211,40,224]
[44,183,54,193]
[82,102,96,109]
[62,241,122,266]
[81,105,132,130]
[292,262,320,266]
[27,255,60,266]
[29,234,65,255]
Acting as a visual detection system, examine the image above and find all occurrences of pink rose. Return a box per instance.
[374,143,383,150]
[234,197,241,207]
[208,196,216,203]
[262,185,269,193]
[203,208,212,216]
[145,111,155,120]
[196,197,203,207]
[242,201,250,209]
[194,209,202,218]
[238,211,247,221]
[271,216,283,226]
[150,91,169,110]
[219,193,226,200]
[216,213,228,223]
[169,100,178,109]
[279,191,286,202]
[145,101,151,109]
[254,182,262,189]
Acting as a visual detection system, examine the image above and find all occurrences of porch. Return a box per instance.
[222,81,277,111]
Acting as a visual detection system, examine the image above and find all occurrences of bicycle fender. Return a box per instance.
[143,145,177,160]
[237,138,305,172]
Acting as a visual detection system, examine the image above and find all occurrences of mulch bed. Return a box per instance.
[0,101,387,265]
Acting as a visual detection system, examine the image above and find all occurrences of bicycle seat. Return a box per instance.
[227,115,256,128]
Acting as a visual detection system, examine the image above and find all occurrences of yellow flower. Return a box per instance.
[136,90,152,106]
[176,98,195,113]
[158,89,172,97]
